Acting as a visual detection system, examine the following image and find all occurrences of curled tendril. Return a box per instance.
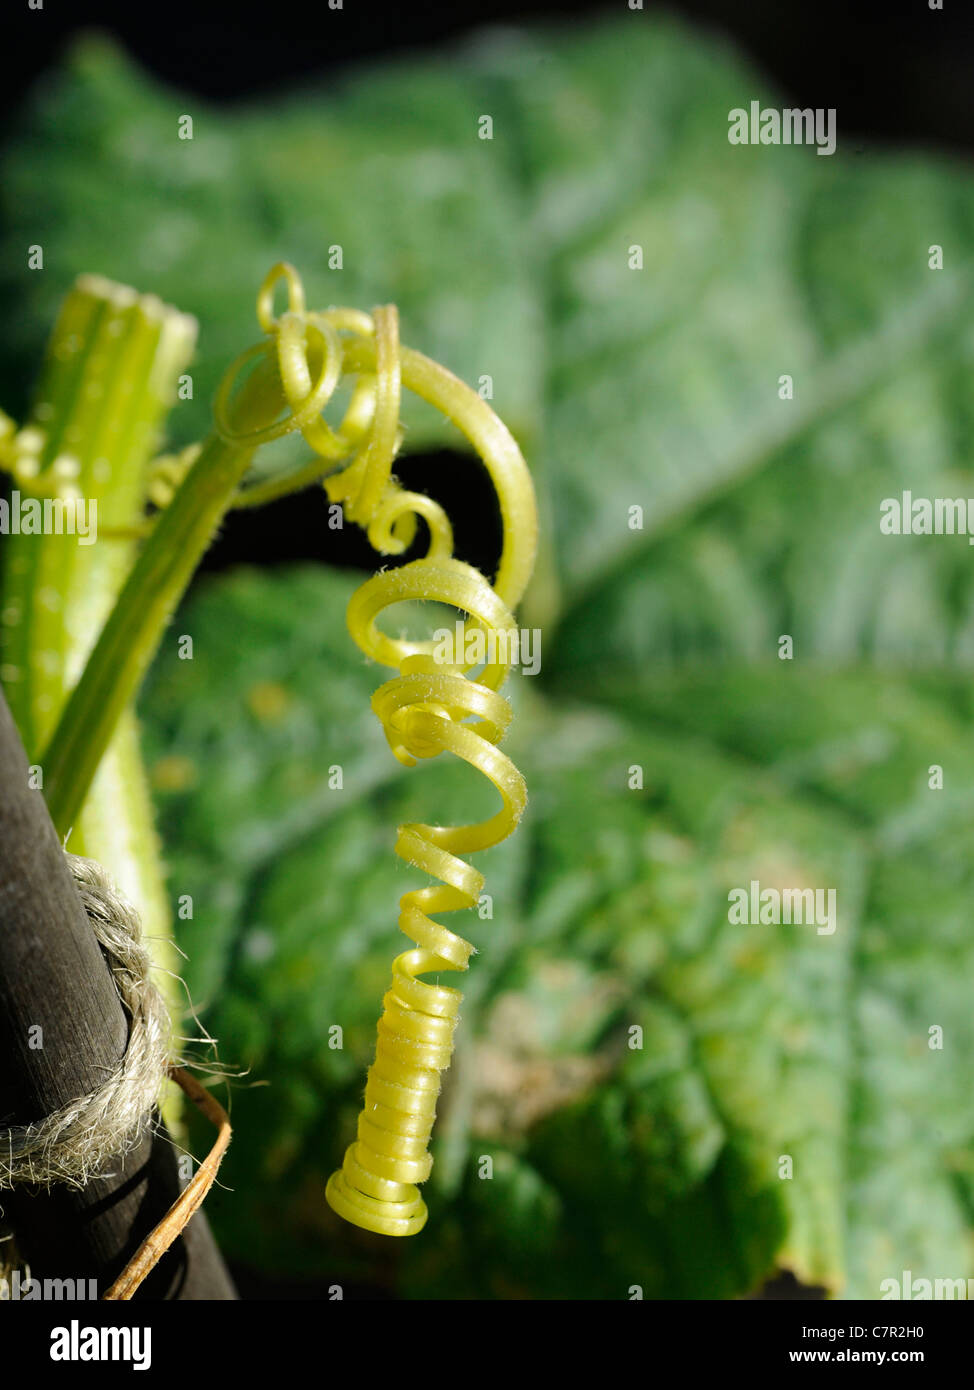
[214,262,537,1235]
[211,262,432,556]
[212,262,536,596]
[30,259,537,1238]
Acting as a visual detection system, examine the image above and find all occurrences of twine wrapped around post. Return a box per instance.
[0,854,231,1299]
[0,856,170,1190]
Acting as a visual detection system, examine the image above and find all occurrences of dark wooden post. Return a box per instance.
[0,684,236,1299]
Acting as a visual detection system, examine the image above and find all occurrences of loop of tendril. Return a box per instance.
[212,262,440,553]
[210,264,538,1237]
[0,261,536,1246]
[326,560,527,1235]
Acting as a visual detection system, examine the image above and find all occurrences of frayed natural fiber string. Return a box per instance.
[0,853,231,1299]
[0,855,170,1188]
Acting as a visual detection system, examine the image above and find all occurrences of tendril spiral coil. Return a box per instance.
[217,264,537,1235]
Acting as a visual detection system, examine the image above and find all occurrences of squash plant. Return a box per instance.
[3,14,974,1299]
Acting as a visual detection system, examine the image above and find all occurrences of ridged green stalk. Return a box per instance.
[0,275,197,1033]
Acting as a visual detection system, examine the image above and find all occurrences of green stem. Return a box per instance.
[1,277,199,1109]
[43,431,253,836]
[231,452,334,509]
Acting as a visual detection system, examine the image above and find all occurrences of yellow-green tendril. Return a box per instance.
[34,264,536,1238]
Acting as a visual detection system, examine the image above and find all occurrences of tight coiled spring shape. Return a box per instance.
[216,265,537,1236]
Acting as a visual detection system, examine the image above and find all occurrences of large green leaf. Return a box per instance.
[0,33,541,452]
[7,20,974,658]
[142,568,974,1299]
[6,13,974,1297]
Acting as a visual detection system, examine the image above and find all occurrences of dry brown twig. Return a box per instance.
[102,1066,232,1301]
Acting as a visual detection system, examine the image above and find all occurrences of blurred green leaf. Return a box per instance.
[0,31,542,452]
[142,566,974,1299]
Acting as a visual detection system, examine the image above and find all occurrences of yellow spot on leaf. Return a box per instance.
[152,754,198,792]
[247,680,290,723]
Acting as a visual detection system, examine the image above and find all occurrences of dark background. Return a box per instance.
[3,0,973,584]
[5,0,973,154]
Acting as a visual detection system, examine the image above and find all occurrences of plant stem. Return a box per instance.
[0,276,197,1044]
[42,431,254,837]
